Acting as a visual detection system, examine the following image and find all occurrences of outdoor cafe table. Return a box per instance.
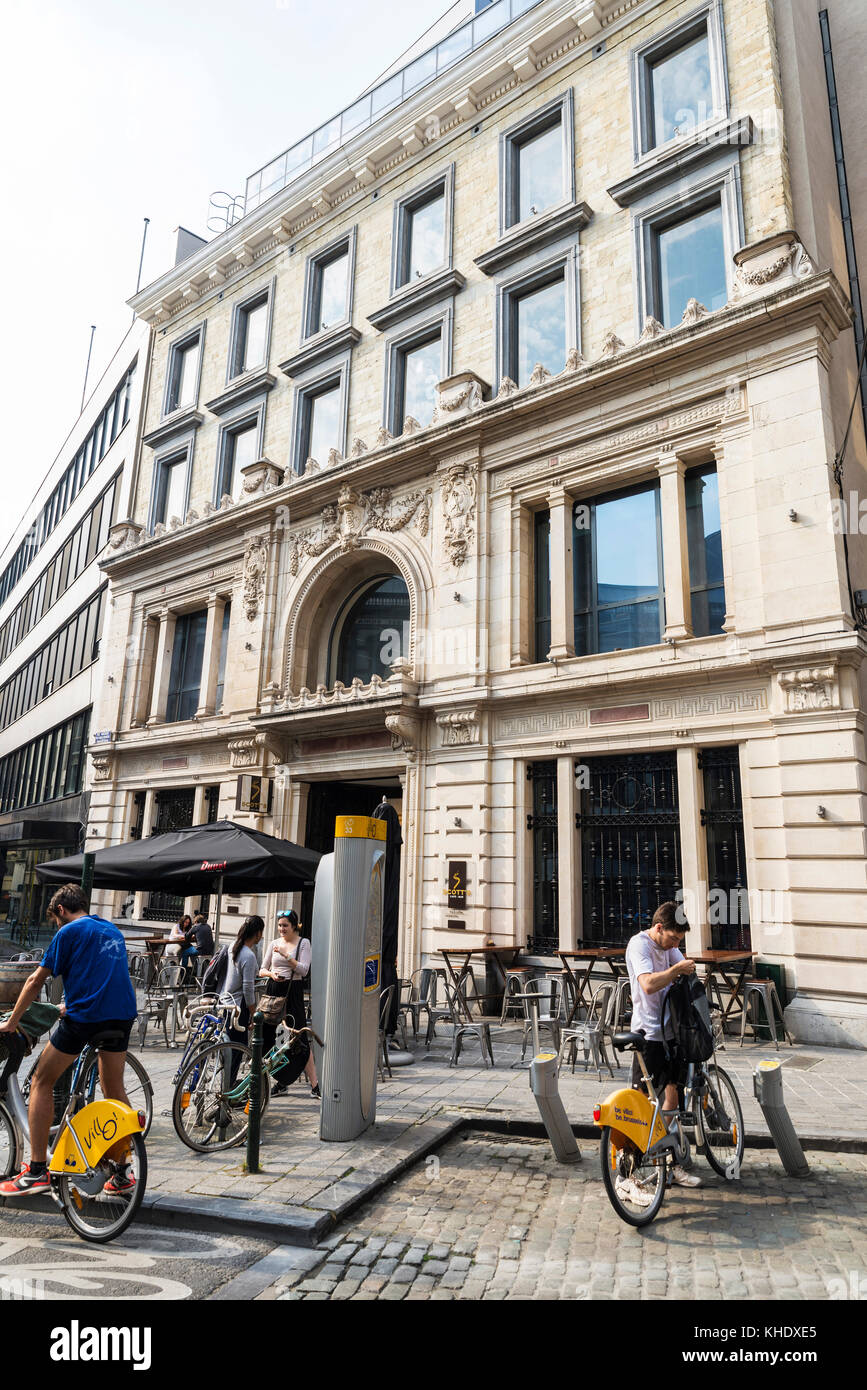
[685,950,757,1027]
[436,946,522,1019]
[559,947,628,1025]
[143,935,169,981]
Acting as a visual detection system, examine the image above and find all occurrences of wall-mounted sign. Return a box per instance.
[235,775,273,814]
[445,861,467,909]
[91,730,114,745]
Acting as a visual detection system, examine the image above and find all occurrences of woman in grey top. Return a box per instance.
[225,915,264,1081]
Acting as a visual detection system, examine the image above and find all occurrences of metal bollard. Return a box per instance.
[753,1058,809,1177]
[530,1052,581,1164]
[246,1010,264,1175]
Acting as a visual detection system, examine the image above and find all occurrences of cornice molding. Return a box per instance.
[367,269,466,331]
[279,325,362,378]
[142,408,204,450]
[204,369,277,416]
[607,115,755,207]
[127,0,649,327]
[474,200,593,275]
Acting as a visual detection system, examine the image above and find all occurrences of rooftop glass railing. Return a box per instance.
[244,0,544,214]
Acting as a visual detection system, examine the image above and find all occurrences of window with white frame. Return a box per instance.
[217,419,259,499]
[301,379,342,469]
[501,93,574,234]
[391,168,454,294]
[230,290,271,377]
[311,250,349,334]
[153,451,189,527]
[496,247,579,390]
[165,332,202,414]
[633,2,728,158]
[649,195,728,326]
[389,331,442,432]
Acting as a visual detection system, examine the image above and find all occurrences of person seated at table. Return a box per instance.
[167,914,195,968]
[624,900,702,1197]
[189,911,214,962]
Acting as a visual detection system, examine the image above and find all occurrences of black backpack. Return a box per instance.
[201,945,229,996]
[662,974,715,1063]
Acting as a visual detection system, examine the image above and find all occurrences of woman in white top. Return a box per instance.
[259,910,319,1097]
[167,914,194,967]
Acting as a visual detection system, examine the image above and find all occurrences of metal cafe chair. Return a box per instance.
[558,982,615,1080]
[519,976,562,1060]
[447,976,495,1069]
[378,983,396,1079]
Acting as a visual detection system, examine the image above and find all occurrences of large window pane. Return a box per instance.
[307,386,340,466]
[215,602,231,710]
[650,31,713,146]
[657,202,726,326]
[316,252,349,330]
[223,424,258,498]
[334,576,411,685]
[516,119,563,223]
[171,338,200,410]
[161,457,188,523]
[598,600,662,653]
[573,487,662,655]
[167,611,208,722]
[687,466,725,636]
[516,278,565,386]
[596,491,660,605]
[239,300,268,372]
[406,193,445,281]
[534,510,551,662]
[686,468,722,588]
[402,336,441,426]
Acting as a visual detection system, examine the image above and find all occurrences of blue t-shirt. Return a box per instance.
[41,915,136,1023]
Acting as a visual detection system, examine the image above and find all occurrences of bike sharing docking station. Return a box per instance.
[753,1058,809,1177]
[311,815,387,1143]
[529,1052,581,1163]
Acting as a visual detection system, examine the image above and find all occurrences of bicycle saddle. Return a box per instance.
[88,1028,127,1048]
[612,1030,647,1052]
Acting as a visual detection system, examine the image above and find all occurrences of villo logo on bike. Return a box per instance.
[200,860,228,872]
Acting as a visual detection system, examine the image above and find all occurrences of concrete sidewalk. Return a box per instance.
[128,1023,867,1244]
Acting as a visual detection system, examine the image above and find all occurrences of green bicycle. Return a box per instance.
[171,1023,322,1153]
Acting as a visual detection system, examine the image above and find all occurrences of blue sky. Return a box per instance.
[0,0,450,556]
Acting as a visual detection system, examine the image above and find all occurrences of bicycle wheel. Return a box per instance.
[0,1102,21,1179]
[694,1063,745,1178]
[58,1132,147,1244]
[172,1042,271,1152]
[600,1127,666,1228]
[80,1052,155,1139]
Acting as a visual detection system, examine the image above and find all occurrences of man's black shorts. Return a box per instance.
[50,1016,134,1056]
[631,1039,683,1093]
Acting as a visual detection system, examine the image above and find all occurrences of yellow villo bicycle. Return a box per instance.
[593,1028,744,1227]
[0,1027,147,1243]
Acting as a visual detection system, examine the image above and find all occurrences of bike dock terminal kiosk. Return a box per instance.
[311,815,387,1143]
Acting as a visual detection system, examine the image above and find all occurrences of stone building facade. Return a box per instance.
[90,0,867,1044]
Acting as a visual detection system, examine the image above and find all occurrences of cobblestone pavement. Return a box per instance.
[265,1134,867,1301]
[126,1022,867,1218]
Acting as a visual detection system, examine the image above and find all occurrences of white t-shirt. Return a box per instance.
[626,930,684,1041]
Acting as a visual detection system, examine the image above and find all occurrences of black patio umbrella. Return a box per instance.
[372,800,402,1035]
[36,820,321,945]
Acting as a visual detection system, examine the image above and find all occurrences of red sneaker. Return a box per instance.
[103,1166,136,1195]
[0,1164,50,1196]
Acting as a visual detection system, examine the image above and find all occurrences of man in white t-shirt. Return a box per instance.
[624,900,702,1189]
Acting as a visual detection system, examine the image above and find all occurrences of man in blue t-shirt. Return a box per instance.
[0,883,137,1197]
